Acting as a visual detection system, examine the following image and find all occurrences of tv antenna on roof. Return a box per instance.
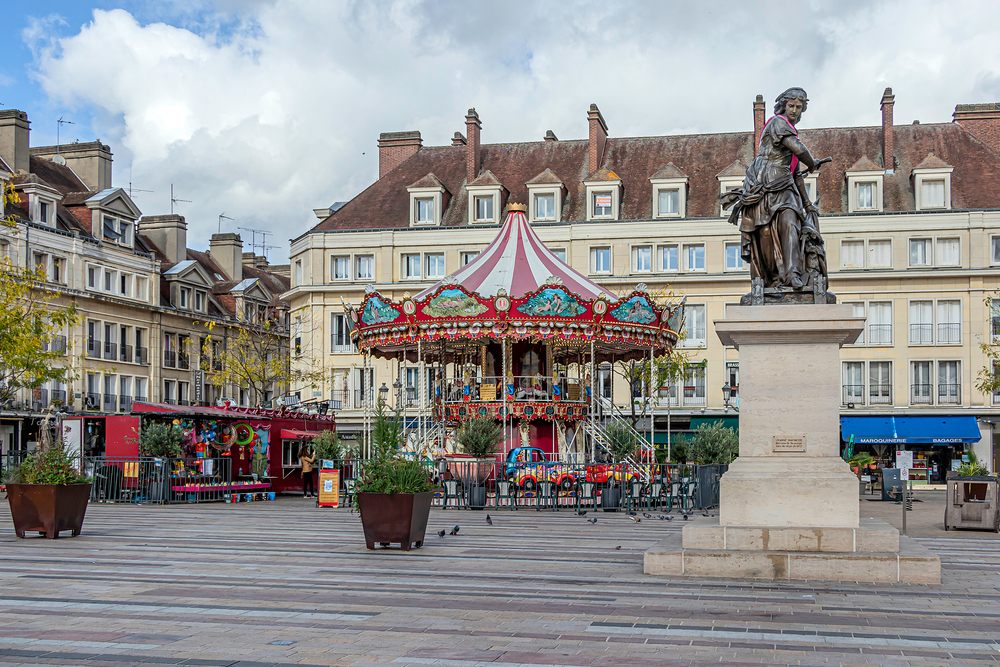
[218,212,235,234]
[170,184,192,214]
[54,116,75,164]
[237,226,271,256]
[125,166,153,198]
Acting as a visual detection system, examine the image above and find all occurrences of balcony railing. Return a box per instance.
[164,350,177,368]
[102,393,117,411]
[31,388,48,411]
[439,375,589,404]
[86,338,102,359]
[910,384,933,404]
[85,392,101,410]
[120,344,134,363]
[868,384,893,405]
[137,347,149,365]
[46,335,67,354]
[937,383,961,405]
[119,395,133,412]
[937,322,960,344]
[50,389,67,405]
[163,397,177,405]
[842,384,865,405]
[867,324,893,345]
[908,323,933,344]
[134,395,148,403]
[103,341,118,361]
[178,352,191,370]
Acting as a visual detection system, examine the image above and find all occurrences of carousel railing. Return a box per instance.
[439,375,589,404]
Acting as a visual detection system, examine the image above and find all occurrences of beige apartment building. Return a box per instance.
[0,109,290,457]
[287,91,1000,474]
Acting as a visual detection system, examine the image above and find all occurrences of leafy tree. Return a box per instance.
[357,400,431,494]
[614,348,689,426]
[312,430,346,462]
[604,420,642,461]
[199,317,322,407]
[138,421,185,458]
[0,182,78,404]
[975,294,1000,399]
[688,422,739,465]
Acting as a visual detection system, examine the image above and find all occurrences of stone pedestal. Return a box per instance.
[644,305,941,584]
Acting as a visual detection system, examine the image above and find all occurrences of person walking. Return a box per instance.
[300,444,317,498]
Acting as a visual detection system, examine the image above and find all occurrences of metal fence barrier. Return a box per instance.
[85,456,239,504]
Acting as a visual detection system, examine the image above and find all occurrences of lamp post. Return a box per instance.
[378,382,389,407]
[722,383,732,410]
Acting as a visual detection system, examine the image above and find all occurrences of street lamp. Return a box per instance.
[722,383,733,410]
[378,382,389,406]
[392,378,403,406]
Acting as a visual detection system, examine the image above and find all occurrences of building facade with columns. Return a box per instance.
[288,90,1000,473]
[0,109,290,457]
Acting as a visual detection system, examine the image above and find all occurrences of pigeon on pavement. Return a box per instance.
[486,514,493,526]
[437,529,446,538]
[450,525,460,536]
[628,515,641,523]
[588,517,598,524]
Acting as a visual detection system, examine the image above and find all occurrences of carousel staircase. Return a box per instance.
[584,409,654,483]
[404,419,446,458]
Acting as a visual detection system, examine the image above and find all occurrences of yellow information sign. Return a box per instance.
[318,467,340,508]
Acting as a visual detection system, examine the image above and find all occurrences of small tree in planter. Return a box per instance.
[356,402,434,550]
[453,418,502,508]
[689,423,739,465]
[5,421,91,539]
[311,430,343,464]
[138,421,185,459]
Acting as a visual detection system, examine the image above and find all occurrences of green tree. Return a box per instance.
[613,348,689,425]
[138,421,185,458]
[975,294,1000,398]
[0,182,78,404]
[454,417,502,458]
[688,422,739,465]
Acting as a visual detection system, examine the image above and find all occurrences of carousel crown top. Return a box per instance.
[348,206,684,362]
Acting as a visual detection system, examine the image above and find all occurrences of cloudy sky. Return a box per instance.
[4,0,1000,260]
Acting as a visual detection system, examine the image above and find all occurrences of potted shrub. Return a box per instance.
[848,452,876,476]
[601,421,641,511]
[452,417,501,509]
[356,402,434,550]
[5,438,91,539]
[138,421,185,501]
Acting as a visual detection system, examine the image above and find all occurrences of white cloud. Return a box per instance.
[29,1,1000,260]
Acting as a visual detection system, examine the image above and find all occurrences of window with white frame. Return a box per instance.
[855,181,876,210]
[911,360,932,404]
[590,247,611,274]
[293,259,303,286]
[803,174,818,206]
[847,170,884,212]
[914,165,953,210]
[330,255,350,280]
[659,244,678,272]
[867,301,893,345]
[533,192,556,220]
[178,287,191,310]
[550,248,567,263]
[842,361,865,403]
[415,197,434,224]
[632,245,652,273]
[920,179,946,209]
[135,276,149,301]
[330,313,352,352]
[718,177,744,216]
[472,194,494,223]
[992,236,1000,265]
[591,190,613,218]
[683,364,706,405]
[425,252,445,279]
[993,362,1000,404]
[840,240,865,269]
[868,239,891,268]
[402,253,421,279]
[909,301,933,344]
[909,238,931,266]
[460,251,479,267]
[724,242,745,271]
[195,290,206,313]
[86,265,98,289]
[937,300,961,344]
[355,254,374,280]
[869,361,892,404]
[935,237,960,266]
[36,198,55,226]
[845,302,865,345]
[527,182,562,223]
[682,304,706,346]
[656,187,680,217]
[684,243,705,271]
[938,360,960,404]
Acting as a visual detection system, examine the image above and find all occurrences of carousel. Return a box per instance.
[348,203,683,463]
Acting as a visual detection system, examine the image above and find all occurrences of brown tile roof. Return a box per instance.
[308,119,1000,233]
[912,153,952,170]
[28,156,87,194]
[61,191,93,206]
[716,159,747,178]
[407,173,447,190]
[468,169,503,187]
[649,162,687,180]
[585,167,621,182]
[846,156,882,172]
[525,167,564,185]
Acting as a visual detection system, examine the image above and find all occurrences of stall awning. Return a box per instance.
[280,429,320,440]
[841,415,981,445]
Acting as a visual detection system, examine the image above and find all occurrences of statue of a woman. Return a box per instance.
[721,87,832,301]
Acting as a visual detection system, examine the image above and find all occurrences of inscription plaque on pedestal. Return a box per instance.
[771,435,806,453]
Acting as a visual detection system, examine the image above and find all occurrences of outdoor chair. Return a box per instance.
[647,480,665,511]
[343,478,356,508]
[442,479,463,510]
[623,480,644,513]
[576,481,598,512]
[494,479,517,510]
[681,479,698,514]
[536,480,558,511]
[665,481,681,512]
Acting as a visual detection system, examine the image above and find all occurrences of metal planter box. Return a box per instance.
[357,491,433,550]
[944,474,999,532]
[6,483,92,538]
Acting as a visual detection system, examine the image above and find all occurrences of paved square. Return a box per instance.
[0,494,998,666]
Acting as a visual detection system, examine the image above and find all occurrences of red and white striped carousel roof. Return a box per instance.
[416,209,614,301]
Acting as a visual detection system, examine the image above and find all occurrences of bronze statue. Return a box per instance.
[721,87,834,304]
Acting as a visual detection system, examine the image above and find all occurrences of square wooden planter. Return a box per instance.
[357,491,433,550]
[6,483,92,539]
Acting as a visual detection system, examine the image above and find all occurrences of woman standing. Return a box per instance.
[300,444,317,498]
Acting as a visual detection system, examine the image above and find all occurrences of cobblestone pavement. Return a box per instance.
[0,496,998,666]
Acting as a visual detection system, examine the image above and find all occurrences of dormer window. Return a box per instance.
[912,155,954,211]
[39,200,50,225]
[526,168,564,223]
[473,195,493,222]
[845,157,884,213]
[803,173,819,207]
[195,290,206,312]
[101,215,134,246]
[179,287,191,309]
[584,169,622,221]
[649,163,688,219]
[717,160,746,217]
[407,173,447,226]
[466,170,503,225]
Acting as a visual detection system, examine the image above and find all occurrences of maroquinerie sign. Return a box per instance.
[772,435,806,453]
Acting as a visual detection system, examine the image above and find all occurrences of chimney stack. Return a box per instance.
[139,214,187,265]
[953,102,1000,154]
[377,131,422,178]
[31,141,113,190]
[880,87,895,171]
[465,108,481,182]
[451,132,466,146]
[544,130,558,142]
[0,109,30,174]
[753,94,766,149]
[209,232,244,282]
[587,104,608,174]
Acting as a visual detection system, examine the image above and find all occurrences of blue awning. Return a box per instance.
[841,415,982,445]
